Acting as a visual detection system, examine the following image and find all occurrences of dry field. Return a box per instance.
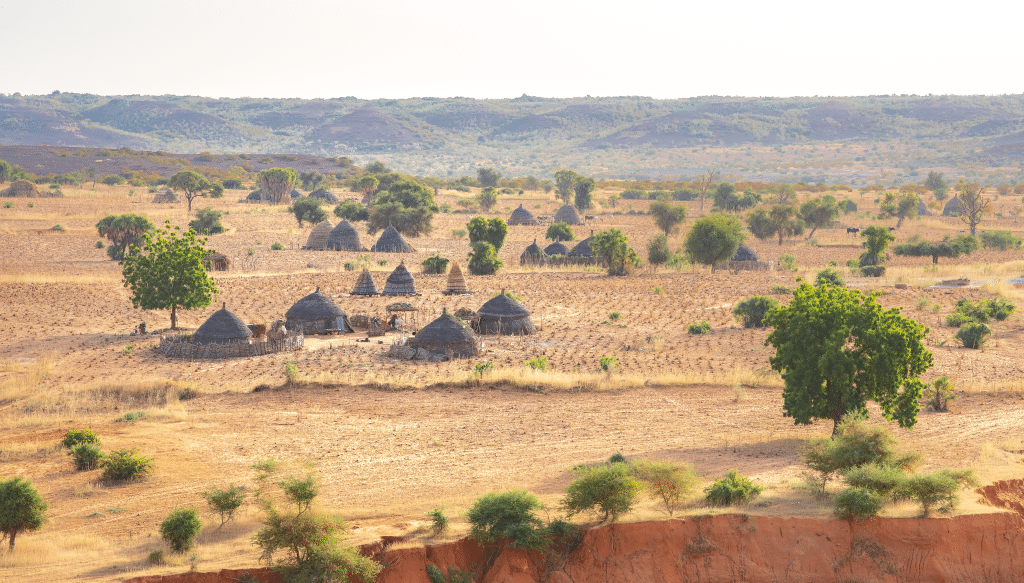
[2,184,1024,582]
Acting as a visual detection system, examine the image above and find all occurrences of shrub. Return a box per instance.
[148,549,166,565]
[732,296,779,328]
[270,242,284,251]
[450,228,467,239]
[188,207,224,235]
[61,428,100,449]
[833,487,883,521]
[687,320,711,334]
[945,312,974,327]
[101,448,154,482]
[769,285,791,295]
[979,230,1022,250]
[562,462,640,522]
[778,254,797,272]
[901,469,978,515]
[160,508,202,553]
[70,443,104,471]
[634,460,699,516]
[283,361,300,385]
[115,410,148,422]
[647,233,671,267]
[859,265,886,277]
[814,267,845,287]
[599,356,619,372]
[466,490,546,550]
[343,262,357,271]
[427,507,449,536]
[986,298,1016,321]
[421,253,450,274]
[607,452,627,464]
[201,485,245,527]
[924,375,956,412]
[704,470,762,506]
[178,385,200,400]
[609,311,621,322]
[546,221,575,242]
[843,463,909,500]
[222,179,243,190]
[333,200,369,222]
[3,201,12,208]
[95,240,104,248]
[956,322,991,349]
[468,241,503,275]
[473,361,494,378]
[525,357,547,371]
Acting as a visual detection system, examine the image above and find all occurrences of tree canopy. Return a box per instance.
[290,197,328,226]
[713,183,760,212]
[168,170,213,212]
[747,205,804,245]
[649,201,687,235]
[334,200,369,222]
[800,195,841,238]
[591,229,640,276]
[120,221,218,330]
[257,168,298,204]
[298,170,325,191]
[367,179,438,236]
[554,169,578,204]
[0,476,48,551]
[546,221,574,242]
[764,282,933,434]
[893,235,978,264]
[477,167,501,188]
[0,159,12,184]
[573,177,596,211]
[858,225,895,266]
[467,216,508,252]
[477,186,499,211]
[924,171,948,198]
[879,192,918,229]
[96,213,154,261]
[684,214,746,271]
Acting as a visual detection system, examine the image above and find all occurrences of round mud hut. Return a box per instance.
[1,180,43,198]
[351,268,379,296]
[476,290,536,335]
[520,239,548,265]
[381,261,418,296]
[553,204,584,226]
[326,220,367,252]
[732,244,759,262]
[917,199,932,216]
[193,303,253,345]
[407,309,477,359]
[372,223,415,253]
[285,286,353,334]
[568,231,594,258]
[444,261,470,295]
[152,188,178,203]
[544,242,569,256]
[508,204,540,226]
[943,197,962,217]
[309,188,339,204]
[305,219,334,250]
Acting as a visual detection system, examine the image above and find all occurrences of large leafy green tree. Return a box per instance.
[477,167,501,188]
[0,476,48,551]
[298,170,325,191]
[591,229,640,276]
[649,201,687,235]
[546,221,574,242]
[257,168,298,204]
[747,205,803,246]
[467,216,508,251]
[684,214,746,271]
[764,282,933,435]
[467,241,503,275]
[290,197,328,226]
[554,169,578,204]
[924,171,948,199]
[879,192,919,229]
[858,225,895,266]
[168,170,213,212]
[367,179,439,236]
[356,175,380,200]
[573,177,596,211]
[800,194,841,238]
[893,235,978,264]
[96,213,154,260]
[120,221,218,330]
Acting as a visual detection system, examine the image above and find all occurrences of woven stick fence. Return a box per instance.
[159,332,303,359]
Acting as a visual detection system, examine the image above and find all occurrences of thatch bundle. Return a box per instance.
[351,268,379,295]
[193,303,253,345]
[508,204,540,226]
[407,309,477,358]
[568,230,594,257]
[285,286,353,334]
[309,188,339,204]
[152,188,178,203]
[1,179,42,198]
[732,244,759,262]
[476,290,536,336]
[381,261,418,296]
[445,261,470,295]
[520,239,548,265]
[372,223,415,253]
[943,197,962,217]
[203,252,231,271]
[305,219,334,250]
[326,220,367,252]
[553,204,584,225]
[917,199,932,216]
[544,242,569,256]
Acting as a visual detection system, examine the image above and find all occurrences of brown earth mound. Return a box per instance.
[977,479,1024,516]
[1,178,42,197]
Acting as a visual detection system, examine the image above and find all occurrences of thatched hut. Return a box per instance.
[326,220,367,252]
[544,242,569,256]
[476,290,536,336]
[1,180,42,198]
[943,197,962,217]
[285,286,353,334]
[381,261,418,296]
[372,223,415,253]
[203,252,231,271]
[406,309,477,359]
[351,268,379,296]
[508,204,540,226]
[246,189,264,203]
[520,239,548,265]
[568,230,594,257]
[290,189,303,199]
[193,303,253,345]
[305,219,334,250]
[554,204,584,225]
[732,244,759,262]
[152,188,178,203]
[917,199,932,216]
[309,188,339,204]
[444,261,470,295]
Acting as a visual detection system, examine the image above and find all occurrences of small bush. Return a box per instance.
[283,361,300,385]
[201,485,245,527]
[687,321,711,334]
[52,224,65,232]
[115,410,148,422]
[178,386,200,400]
[945,312,974,327]
[901,469,978,515]
[96,240,105,249]
[979,230,1022,250]
[270,242,284,251]
[634,459,699,516]
[343,261,357,271]
[769,285,791,295]
[704,470,762,506]
[451,228,467,239]
[986,297,1016,321]
[473,361,494,378]
[778,254,797,271]
[421,253,450,274]
[61,428,100,449]
[378,259,387,267]
[814,267,845,287]
[546,221,575,242]
[188,207,225,235]
[859,265,886,277]
[924,376,956,412]
[956,322,991,349]
[525,357,547,371]
[843,463,908,500]
[833,487,883,520]
[562,462,640,522]
[427,507,449,535]
[609,311,621,322]
[3,201,12,208]
[599,356,619,373]
[148,549,166,565]
[160,508,202,553]
[466,490,546,550]
[732,296,779,328]
[101,448,154,482]
[70,443,104,471]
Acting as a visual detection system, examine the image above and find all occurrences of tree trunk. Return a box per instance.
[171,305,177,330]
[932,254,939,264]
[897,215,905,229]
[8,530,16,551]
[778,231,784,246]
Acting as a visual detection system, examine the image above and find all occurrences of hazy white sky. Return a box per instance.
[3,0,1022,99]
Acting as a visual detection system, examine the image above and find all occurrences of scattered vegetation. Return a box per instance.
[704,470,762,506]
[732,296,779,328]
[687,320,711,334]
[160,508,202,553]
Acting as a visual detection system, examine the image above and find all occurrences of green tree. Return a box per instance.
[858,225,895,266]
[800,194,841,238]
[257,168,298,204]
[879,192,919,229]
[764,282,933,434]
[84,166,98,187]
[0,477,48,551]
[893,235,978,264]
[477,167,501,188]
[120,221,218,330]
[466,491,545,550]
[202,485,246,528]
[546,221,575,242]
[188,207,225,235]
[356,175,380,200]
[467,216,508,251]
[924,171,948,199]
[160,508,202,553]
[562,463,640,522]
[634,460,699,517]
[554,169,578,204]
[0,159,13,184]
[573,177,596,211]
[368,179,438,236]
[647,233,671,268]
[298,170,324,191]
[467,241,503,275]
[591,229,640,276]
[477,186,499,211]
[96,213,154,261]
[649,201,687,235]
[333,200,369,222]
[684,214,746,272]
[955,181,989,236]
[747,205,803,246]
[289,197,328,226]
[168,170,213,212]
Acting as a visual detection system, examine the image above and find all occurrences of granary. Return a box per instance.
[351,268,379,295]
[943,197,961,217]
[325,220,367,251]
[203,252,231,271]
[0,179,43,198]
[152,188,178,203]
[553,204,584,225]
[381,261,418,296]
[476,290,536,335]
[732,244,759,262]
[372,223,415,252]
[508,204,540,226]
[406,309,477,359]
[285,286,353,334]
[917,199,932,216]
[290,189,303,199]
[304,219,334,250]
[444,261,470,295]
[192,303,253,345]
[520,239,548,265]
[568,230,594,258]
[544,241,569,256]
[309,188,339,204]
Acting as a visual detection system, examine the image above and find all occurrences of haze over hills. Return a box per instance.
[2,92,1024,184]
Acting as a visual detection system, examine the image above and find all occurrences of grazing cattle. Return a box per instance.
[888,227,896,232]
[846,227,860,235]
[585,215,596,222]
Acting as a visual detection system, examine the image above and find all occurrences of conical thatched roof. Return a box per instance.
[193,303,253,345]
[520,239,548,264]
[381,261,417,296]
[326,220,367,251]
[351,268,378,295]
[246,189,264,202]
[477,290,535,335]
[1,180,42,198]
[309,188,339,204]
[508,204,540,226]
[732,244,759,262]
[445,261,469,294]
[152,188,178,203]
[286,286,346,320]
[544,242,569,256]
[568,230,594,257]
[305,219,334,250]
[407,309,477,358]
[372,223,415,253]
[554,204,584,225]
[290,189,303,199]
[943,197,961,217]
[917,199,932,216]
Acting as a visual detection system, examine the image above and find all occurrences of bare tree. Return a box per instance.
[956,180,989,236]
[697,166,719,213]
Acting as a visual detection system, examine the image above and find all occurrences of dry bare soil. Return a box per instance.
[1,184,1023,581]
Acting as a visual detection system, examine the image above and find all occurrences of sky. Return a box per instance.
[3,0,1023,100]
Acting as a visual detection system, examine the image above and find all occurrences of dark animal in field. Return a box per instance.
[888,227,896,232]
[846,227,860,235]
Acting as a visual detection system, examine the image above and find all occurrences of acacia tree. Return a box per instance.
[356,175,380,201]
[765,282,933,435]
[168,170,213,212]
[573,177,596,211]
[554,169,578,204]
[956,181,989,236]
[649,201,687,235]
[893,235,979,264]
[800,195,841,238]
[257,168,298,204]
[748,205,803,246]
[591,229,640,276]
[96,213,154,260]
[367,179,438,236]
[120,221,218,330]
[879,192,919,229]
[0,476,48,551]
[684,214,746,272]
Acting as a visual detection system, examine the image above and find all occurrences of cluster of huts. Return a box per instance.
[303,220,415,253]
